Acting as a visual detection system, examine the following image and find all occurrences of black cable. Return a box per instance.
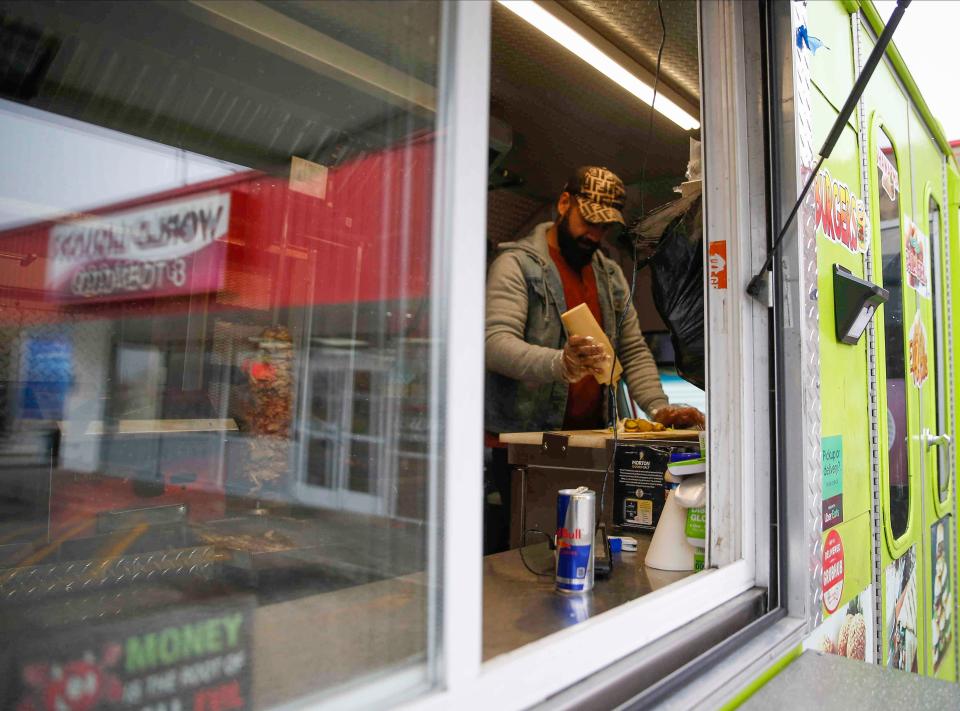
[600,0,667,525]
[518,528,554,577]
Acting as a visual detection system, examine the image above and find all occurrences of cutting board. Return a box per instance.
[499,428,701,449]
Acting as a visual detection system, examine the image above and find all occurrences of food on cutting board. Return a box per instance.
[621,418,665,433]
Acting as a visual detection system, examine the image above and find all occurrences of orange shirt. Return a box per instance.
[548,246,605,429]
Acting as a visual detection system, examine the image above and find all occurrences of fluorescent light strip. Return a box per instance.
[497,0,700,131]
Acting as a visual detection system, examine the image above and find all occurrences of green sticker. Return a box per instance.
[822,435,843,530]
[685,506,706,540]
[694,549,705,571]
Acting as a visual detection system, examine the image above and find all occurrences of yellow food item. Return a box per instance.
[836,614,853,657]
[846,613,867,661]
[620,418,665,433]
[909,318,928,385]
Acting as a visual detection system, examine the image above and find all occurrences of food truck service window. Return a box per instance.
[0,1,776,708]
[463,0,770,705]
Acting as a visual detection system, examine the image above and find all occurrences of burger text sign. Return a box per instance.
[46,193,230,303]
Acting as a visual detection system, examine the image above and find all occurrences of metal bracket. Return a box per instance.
[542,432,569,458]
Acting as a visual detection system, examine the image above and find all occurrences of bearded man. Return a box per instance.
[484,166,703,436]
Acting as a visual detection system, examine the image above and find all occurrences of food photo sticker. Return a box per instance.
[931,518,953,673]
[878,145,899,202]
[904,220,931,299]
[886,545,918,673]
[804,585,873,663]
[813,168,869,254]
[908,311,929,388]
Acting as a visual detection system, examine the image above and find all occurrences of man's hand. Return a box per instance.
[560,335,610,383]
[653,404,705,430]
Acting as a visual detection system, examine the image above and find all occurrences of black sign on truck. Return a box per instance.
[613,444,671,532]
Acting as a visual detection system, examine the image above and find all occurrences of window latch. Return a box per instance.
[922,429,952,450]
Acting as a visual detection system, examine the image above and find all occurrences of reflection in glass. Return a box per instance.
[0,1,440,706]
[877,129,909,538]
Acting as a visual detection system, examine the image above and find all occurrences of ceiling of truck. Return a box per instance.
[488,0,700,243]
[562,0,700,105]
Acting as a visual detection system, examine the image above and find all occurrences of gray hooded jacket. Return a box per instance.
[485,222,668,433]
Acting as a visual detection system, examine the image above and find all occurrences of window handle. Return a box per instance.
[922,429,952,450]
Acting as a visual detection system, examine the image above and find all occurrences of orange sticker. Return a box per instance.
[708,241,727,289]
[908,311,928,387]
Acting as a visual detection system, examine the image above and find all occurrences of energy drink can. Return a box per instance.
[555,487,596,593]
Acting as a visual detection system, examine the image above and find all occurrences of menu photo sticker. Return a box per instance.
[878,144,900,202]
[931,517,953,673]
[904,219,931,299]
[908,311,929,388]
[804,585,873,663]
[886,545,918,673]
[813,168,870,254]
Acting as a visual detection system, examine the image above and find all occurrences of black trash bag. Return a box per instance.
[646,198,705,390]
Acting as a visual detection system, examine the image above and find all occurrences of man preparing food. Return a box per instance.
[481,166,703,553]
[485,165,704,435]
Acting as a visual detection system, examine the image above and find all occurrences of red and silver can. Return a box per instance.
[555,487,595,593]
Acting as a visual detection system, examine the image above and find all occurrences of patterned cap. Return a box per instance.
[565,166,626,225]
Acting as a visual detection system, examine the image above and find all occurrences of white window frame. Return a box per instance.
[401,1,775,708]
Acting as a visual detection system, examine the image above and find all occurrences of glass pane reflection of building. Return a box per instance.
[0,1,441,707]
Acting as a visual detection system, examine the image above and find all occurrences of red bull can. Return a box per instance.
[555,487,595,593]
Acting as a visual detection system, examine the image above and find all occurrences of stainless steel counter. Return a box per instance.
[482,536,694,660]
[252,532,695,707]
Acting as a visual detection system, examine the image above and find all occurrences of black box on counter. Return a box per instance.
[613,444,671,532]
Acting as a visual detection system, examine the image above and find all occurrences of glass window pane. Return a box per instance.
[928,196,949,501]
[877,129,909,538]
[0,1,440,706]
[482,0,706,659]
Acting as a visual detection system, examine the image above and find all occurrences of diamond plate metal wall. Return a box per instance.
[790,0,823,631]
